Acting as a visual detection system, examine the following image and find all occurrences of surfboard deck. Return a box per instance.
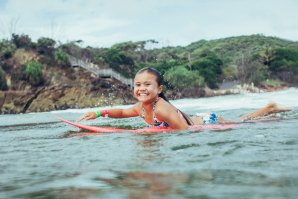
[57,117,238,134]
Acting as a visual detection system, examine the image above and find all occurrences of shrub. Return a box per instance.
[0,39,16,59]
[60,42,81,57]
[260,79,287,87]
[54,48,69,67]
[37,37,56,55]
[222,65,238,80]
[0,68,7,90]
[24,60,43,86]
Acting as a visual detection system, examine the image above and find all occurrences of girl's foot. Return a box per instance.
[266,102,291,113]
[240,102,291,121]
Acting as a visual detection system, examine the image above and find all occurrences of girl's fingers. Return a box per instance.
[77,112,96,122]
[77,114,89,122]
[85,115,92,120]
[76,116,85,122]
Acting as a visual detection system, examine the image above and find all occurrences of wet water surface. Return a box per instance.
[1,88,298,199]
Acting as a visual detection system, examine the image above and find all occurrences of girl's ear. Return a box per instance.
[158,85,163,94]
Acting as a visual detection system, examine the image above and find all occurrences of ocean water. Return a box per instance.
[0,88,298,199]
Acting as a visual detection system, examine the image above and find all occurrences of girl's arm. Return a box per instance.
[77,104,140,122]
[155,100,189,130]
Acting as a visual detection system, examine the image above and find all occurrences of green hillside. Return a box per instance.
[1,34,298,93]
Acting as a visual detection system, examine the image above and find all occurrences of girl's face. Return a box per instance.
[134,72,162,103]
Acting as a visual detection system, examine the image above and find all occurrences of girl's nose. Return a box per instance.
[139,85,146,90]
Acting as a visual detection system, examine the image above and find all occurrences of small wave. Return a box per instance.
[171,143,200,151]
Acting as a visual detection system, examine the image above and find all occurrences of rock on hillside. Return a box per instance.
[0,49,135,114]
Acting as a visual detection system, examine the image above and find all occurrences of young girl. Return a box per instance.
[78,67,291,130]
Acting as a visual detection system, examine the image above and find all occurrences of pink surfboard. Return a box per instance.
[56,117,238,134]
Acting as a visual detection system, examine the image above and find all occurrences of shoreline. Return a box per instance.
[0,85,293,115]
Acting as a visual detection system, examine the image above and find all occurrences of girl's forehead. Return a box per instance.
[134,72,157,81]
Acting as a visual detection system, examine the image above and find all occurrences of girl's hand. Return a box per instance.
[77,112,97,122]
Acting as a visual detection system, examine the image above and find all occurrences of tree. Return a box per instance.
[191,50,223,89]
[269,48,298,82]
[236,50,267,85]
[11,33,32,49]
[259,46,275,66]
[164,65,204,91]
[101,47,135,77]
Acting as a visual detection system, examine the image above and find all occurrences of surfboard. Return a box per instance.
[57,117,238,134]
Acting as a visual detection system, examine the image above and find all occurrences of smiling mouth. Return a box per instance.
[138,93,148,96]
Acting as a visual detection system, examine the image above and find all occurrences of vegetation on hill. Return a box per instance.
[1,34,298,93]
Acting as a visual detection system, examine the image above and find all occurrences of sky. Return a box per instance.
[0,0,297,48]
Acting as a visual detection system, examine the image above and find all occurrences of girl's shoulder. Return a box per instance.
[157,97,173,106]
[156,97,167,105]
[155,98,176,113]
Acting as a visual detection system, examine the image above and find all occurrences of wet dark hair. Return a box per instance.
[136,67,193,125]
[136,67,169,102]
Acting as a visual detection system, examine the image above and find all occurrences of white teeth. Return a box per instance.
[139,93,147,96]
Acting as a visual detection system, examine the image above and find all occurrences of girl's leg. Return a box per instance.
[239,102,291,121]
